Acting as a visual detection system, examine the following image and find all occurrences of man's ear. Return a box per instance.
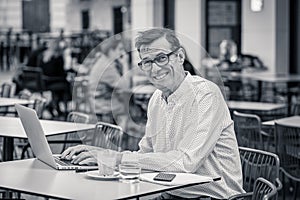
[177,49,185,64]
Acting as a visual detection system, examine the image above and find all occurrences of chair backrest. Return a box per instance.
[291,102,300,115]
[239,147,282,194]
[275,122,300,180]
[21,66,44,93]
[63,111,92,148]
[32,97,47,119]
[92,121,123,152]
[72,79,91,112]
[67,111,90,124]
[228,177,278,200]
[252,177,278,200]
[0,82,12,97]
[0,83,13,115]
[233,111,263,149]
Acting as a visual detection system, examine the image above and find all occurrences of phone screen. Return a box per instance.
[153,173,176,182]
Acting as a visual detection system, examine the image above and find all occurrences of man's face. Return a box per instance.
[139,37,183,97]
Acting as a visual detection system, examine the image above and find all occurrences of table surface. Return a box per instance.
[238,72,300,83]
[0,159,216,200]
[0,97,34,107]
[226,101,286,112]
[262,115,300,128]
[0,116,95,138]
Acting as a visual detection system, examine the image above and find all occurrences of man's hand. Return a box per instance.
[61,145,93,160]
[61,145,123,166]
[71,149,99,165]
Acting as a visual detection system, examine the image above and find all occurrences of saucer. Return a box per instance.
[85,171,120,180]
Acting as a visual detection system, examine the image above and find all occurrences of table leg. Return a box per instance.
[257,81,262,101]
[3,137,14,161]
[287,82,294,115]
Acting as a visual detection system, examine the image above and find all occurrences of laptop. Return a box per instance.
[15,104,98,170]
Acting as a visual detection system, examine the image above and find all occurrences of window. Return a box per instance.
[206,0,241,58]
[81,10,90,30]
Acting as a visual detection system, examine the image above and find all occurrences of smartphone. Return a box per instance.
[153,173,176,182]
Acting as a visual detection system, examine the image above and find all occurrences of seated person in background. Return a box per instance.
[27,41,48,67]
[218,39,241,72]
[38,40,71,117]
[61,28,245,199]
[87,35,130,125]
[12,42,47,94]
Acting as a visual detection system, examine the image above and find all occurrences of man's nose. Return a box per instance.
[151,62,161,73]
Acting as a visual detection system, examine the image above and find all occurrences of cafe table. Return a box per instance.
[0,116,95,161]
[239,72,300,113]
[226,101,287,121]
[0,97,33,107]
[0,159,220,200]
[262,115,300,128]
[226,101,286,112]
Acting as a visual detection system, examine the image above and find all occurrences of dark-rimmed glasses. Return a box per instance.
[138,47,181,71]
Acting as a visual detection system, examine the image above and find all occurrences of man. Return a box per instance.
[62,28,244,199]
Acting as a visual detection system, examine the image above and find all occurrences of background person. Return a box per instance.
[86,35,130,125]
[38,40,71,117]
[62,28,244,199]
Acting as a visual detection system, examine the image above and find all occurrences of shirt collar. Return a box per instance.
[161,71,192,103]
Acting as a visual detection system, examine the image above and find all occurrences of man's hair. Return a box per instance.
[135,28,181,52]
[101,35,123,56]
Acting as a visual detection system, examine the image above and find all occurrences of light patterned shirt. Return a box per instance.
[122,73,245,199]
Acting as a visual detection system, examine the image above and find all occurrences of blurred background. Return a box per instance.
[0,0,299,153]
[0,1,300,198]
[0,0,299,149]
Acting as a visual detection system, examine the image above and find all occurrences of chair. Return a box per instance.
[291,101,300,115]
[0,82,13,115]
[20,66,44,94]
[67,111,90,124]
[21,66,70,118]
[30,96,47,118]
[92,122,123,152]
[233,111,267,149]
[46,111,92,153]
[0,82,12,97]
[238,147,282,194]
[229,177,278,200]
[275,122,300,200]
[72,79,91,112]
[62,111,92,150]
[43,74,71,117]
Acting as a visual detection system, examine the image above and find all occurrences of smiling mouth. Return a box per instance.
[153,72,168,80]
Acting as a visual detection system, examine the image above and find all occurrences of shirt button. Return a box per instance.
[168,102,175,107]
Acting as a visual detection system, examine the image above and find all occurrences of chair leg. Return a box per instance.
[292,182,298,200]
[281,170,285,200]
[21,143,31,159]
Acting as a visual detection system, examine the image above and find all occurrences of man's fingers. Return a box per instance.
[71,151,93,164]
[61,146,75,159]
[79,157,97,166]
[61,145,87,159]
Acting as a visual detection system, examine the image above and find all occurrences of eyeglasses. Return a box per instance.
[138,47,181,71]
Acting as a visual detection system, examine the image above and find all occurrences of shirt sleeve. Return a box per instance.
[121,88,227,173]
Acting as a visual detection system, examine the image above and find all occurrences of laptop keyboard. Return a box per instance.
[54,157,78,166]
